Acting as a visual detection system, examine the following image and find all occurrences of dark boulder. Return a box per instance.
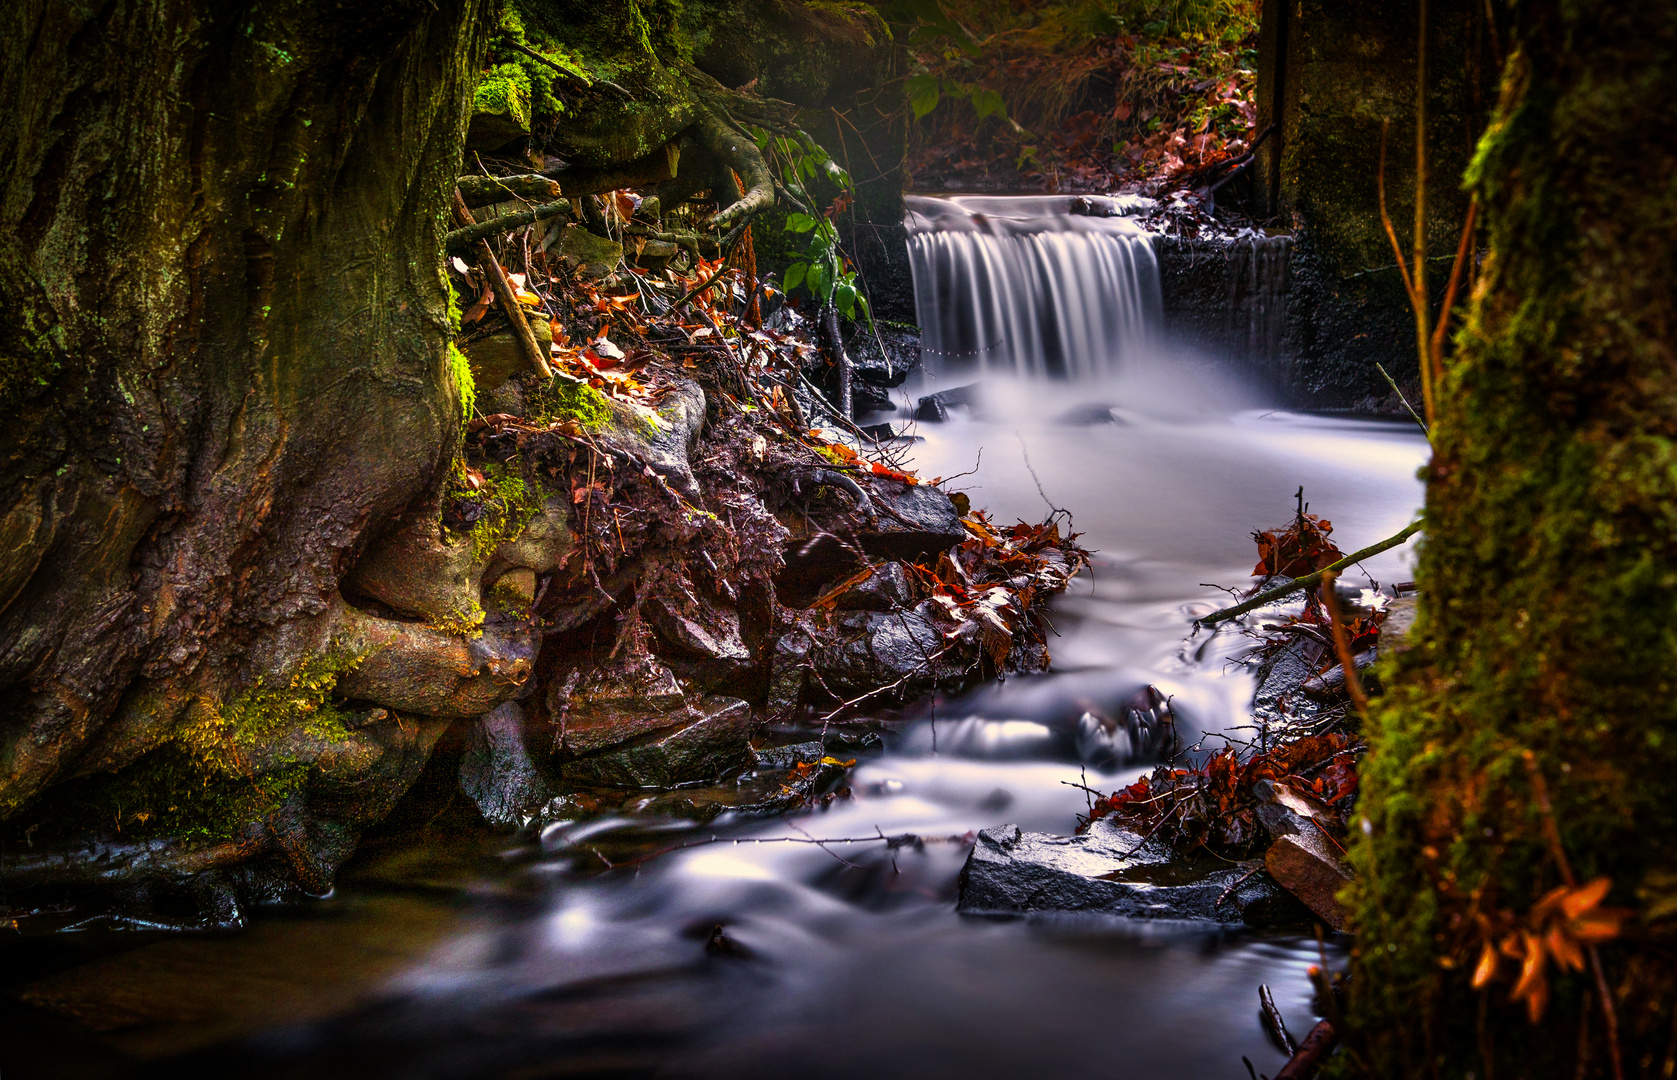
[458,702,553,828]
[914,383,981,423]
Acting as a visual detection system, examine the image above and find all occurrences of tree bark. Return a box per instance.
[1343,3,1677,1074]
[0,0,488,841]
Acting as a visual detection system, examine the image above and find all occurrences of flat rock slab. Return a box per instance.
[957,819,1309,927]
[562,696,754,788]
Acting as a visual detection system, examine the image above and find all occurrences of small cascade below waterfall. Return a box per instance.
[904,195,1164,380]
[1223,235,1293,372]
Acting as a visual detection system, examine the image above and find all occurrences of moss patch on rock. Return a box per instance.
[444,457,547,559]
[8,653,362,845]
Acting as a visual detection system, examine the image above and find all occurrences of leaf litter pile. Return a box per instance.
[1084,502,1383,857]
[443,183,1093,744]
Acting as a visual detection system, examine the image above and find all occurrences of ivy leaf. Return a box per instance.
[906,73,941,119]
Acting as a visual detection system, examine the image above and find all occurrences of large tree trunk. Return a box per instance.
[0,1,488,895]
[1344,2,1677,1073]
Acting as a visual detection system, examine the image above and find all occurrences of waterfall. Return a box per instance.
[904,195,1164,380]
[1224,235,1293,374]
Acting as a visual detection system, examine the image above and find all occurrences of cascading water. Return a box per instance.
[13,197,1429,1080]
[905,195,1163,379]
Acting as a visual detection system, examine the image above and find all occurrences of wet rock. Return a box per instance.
[1069,195,1127,217]
[1299,648,1378,702]
[830,561,912,611]
[562,696,755,788]
[847,322,921,389]
[814,603,961,704]
[459,702,553,828]
[552,656,690,756]
[1254,779,1352,930]
[646,593,750,663]
[557,224,624,280]
[862,480,966,561]
[957,819,1308,926]
[1254,631,1327,711]
[859,421,923,445]
[766,631,814,717]
[914,383,980,422]
[752,740,825,769]
[1074,685,1179,767]
[463,312,553,392]
[1054,402,1127,426]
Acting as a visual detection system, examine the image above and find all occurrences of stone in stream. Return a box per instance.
[957,818,1310,926]
[458,702,553,828]
[561,696,755,788]
[913,383,980,422]
[1254,779,1353,931]
[1299,647,1378,702]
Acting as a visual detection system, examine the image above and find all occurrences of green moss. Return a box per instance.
[487,576,533,616]
[1335,8,1677,1073]
[444,457,546,559]
[187,651,361,762]
[445,279,476,423]
[449,342,477,422]
[429,600,486,638]
[8,653,361,844]
[528,377,613,430]
[473,63,533,130]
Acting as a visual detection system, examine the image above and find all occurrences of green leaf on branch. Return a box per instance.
[967,86,1006,122]
[784,262,807,292]
[784,213,818,233]
[907,73,941,118]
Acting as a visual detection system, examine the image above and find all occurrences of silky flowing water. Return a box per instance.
[3,201,1429,1079]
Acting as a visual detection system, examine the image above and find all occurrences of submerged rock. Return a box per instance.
[957,819,1308,926]
[914,383,980,422]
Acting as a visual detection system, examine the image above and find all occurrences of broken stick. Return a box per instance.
[451,189,552,379]
[1195,518,1423,628]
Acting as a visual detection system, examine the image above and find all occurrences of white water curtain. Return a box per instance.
[905,195,1163,380]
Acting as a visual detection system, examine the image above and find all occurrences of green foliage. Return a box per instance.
[528,377,613,430]
[751,127,873,324]
[446,280,475,423]
[449,342,477,423]
[196,652,361,760]
[479,5,592,132]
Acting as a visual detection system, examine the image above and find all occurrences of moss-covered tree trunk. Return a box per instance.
[1344,2,1677,1074]
[0,1,488,896]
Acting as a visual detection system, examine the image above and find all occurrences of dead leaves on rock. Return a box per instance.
[1251,510,1341,584]
[1087,732,1361,857]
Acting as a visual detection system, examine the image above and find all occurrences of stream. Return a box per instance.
[2,201,1429,1080]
